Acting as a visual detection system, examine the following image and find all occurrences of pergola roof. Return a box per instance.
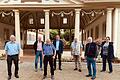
[0,0,117,30]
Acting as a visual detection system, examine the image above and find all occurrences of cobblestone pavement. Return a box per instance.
[0,60,120,80]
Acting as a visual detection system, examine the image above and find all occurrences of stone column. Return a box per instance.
[14,10,23,57]
[113,8,120,58]
[44,10,50,41]
[74,9,81,41]
[106,8,113,40]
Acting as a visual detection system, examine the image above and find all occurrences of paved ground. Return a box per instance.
[0,58,120,80]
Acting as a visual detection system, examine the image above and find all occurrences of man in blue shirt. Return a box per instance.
[53,35,63,70]
[43,39,56,80]
[5,35,20,80]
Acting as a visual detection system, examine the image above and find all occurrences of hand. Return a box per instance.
[94,58,96,61]
[53,55,55,59]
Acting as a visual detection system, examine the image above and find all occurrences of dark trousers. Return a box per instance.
[44,55,54,76]
[54,51,62,69]
[7,54,19,76]
[87,57,96,77]
[102,55,113,72]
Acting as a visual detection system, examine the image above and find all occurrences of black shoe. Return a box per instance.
[43,76,47,79]
[78,69,82,72]
[100,70,105,72]
[91,76,96,79]
[8,76,11,80]
[74,68,78,70]
[86,74,92,77]
[54,68,56,71]
[109,71,113,73]
[15,75,19,78]
[59,68,62,70]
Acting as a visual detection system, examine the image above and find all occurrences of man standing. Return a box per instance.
[53,35,63,70]
[43,39,56,80]
[5,35,20,80]
[71,38,83,72]
[33,36,44,72]
[85,37,97,79]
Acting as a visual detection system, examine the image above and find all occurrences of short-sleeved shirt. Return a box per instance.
[71,42,83,55]
[5,41,20,56]
[43,44,56,56]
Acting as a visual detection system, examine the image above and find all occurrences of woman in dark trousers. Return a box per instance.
[100,36,114,73]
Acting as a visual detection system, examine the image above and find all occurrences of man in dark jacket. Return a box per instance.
[53,35,63,70]
[100,36,114,73]
[85,37,97,79]
[33,36,44,72]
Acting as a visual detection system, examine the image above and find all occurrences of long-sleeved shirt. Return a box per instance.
[5,41,20,56]
[43,44,56,55]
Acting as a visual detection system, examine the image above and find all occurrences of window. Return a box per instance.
[95,25,99,39]
[4,28,10,40]
[63,18,67,24]
[40,18,44,24]
[102,22,106,39]
[29,18,33,24]
[91,28,93,38]
[87,30,89,38]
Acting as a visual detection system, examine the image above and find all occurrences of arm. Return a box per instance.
[84,44,88,57]
[5,43,8,59]
[52,44,56,58]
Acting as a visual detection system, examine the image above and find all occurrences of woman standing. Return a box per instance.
[100,36,114,73]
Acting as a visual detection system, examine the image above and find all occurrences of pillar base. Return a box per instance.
[0,50,5,57]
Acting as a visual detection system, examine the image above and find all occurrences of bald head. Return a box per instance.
[46,39,51,44]
[10,35,16,42]
[74,38,78,42]
[87,37,92,43]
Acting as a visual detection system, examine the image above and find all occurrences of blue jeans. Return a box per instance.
[35,51,42,69]
[87,57,96,77]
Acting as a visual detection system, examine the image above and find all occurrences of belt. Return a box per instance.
[8,54,18,57]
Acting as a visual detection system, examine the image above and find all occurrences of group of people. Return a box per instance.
[33,35,63,80]
[4,34,114,80]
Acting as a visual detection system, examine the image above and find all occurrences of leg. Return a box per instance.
[74,55,77,69]
[108,58,113,72]
[39,51,43,69]
[7,56,12,77]
[102,55,107,71]
[44,56,48,76]
[54,53,58,70]
[49,56,54,76]
[58,53,62,69]
[35,51,39,69]
[13,55,19,76]
[86,58,92,76]
[91,58,96,78]
[77,56,82,71]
